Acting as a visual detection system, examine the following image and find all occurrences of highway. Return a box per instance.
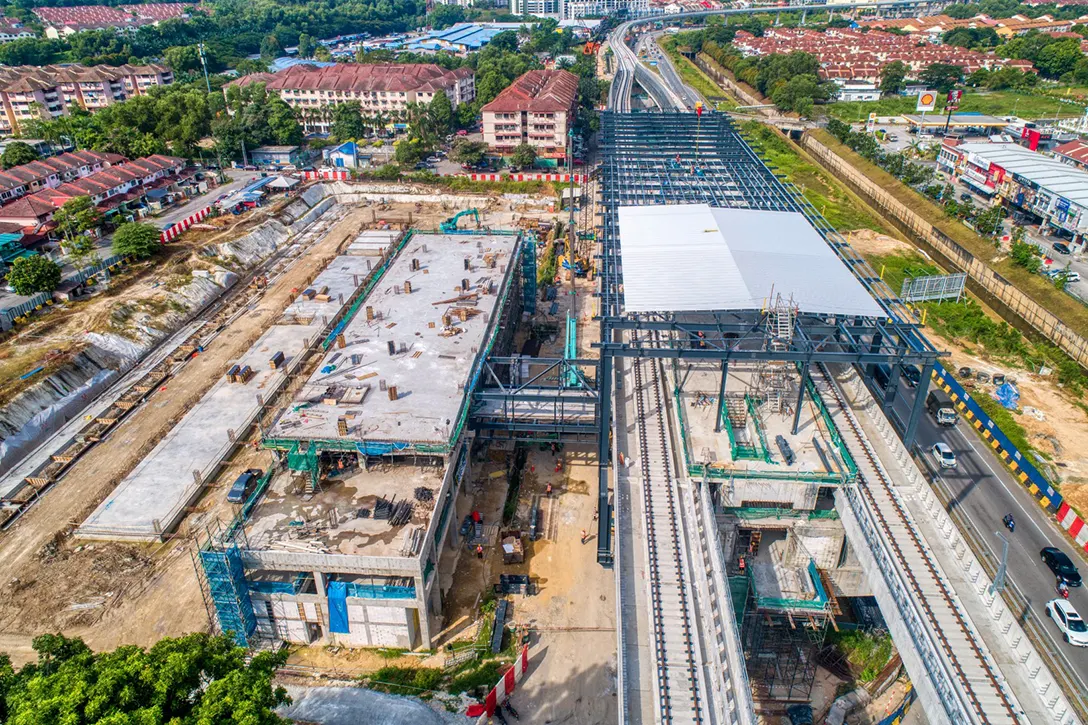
[889,382,1088,700]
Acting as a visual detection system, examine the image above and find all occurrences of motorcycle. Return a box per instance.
[1059,581,1071,600]
[503,699,521,720]
[1003,514,1015,533]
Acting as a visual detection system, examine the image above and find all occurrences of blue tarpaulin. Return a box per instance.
[327,581,350,633]
[993,382,1020,410]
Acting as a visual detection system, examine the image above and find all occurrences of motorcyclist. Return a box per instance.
[1059,579,1070,599]
[1003,514,1015,532]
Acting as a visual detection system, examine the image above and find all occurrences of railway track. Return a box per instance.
[813,363,1020,724]
[631,334,704,724]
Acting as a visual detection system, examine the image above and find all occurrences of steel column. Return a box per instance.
[792,362,809,435]
[714,359,729,432]
[905,361,934,449]
[596,347,614,566]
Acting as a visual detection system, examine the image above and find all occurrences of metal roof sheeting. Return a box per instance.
[618,205,885,318]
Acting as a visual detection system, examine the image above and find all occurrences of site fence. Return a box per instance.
[800,133,1088,370]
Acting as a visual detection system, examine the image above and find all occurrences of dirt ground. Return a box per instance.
[845,229,915,258]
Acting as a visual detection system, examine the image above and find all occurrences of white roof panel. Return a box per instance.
[618,205,885,318]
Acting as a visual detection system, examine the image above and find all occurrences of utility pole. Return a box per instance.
[567,123,575,269]
[199,42,228,183]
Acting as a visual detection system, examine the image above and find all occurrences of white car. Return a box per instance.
[931,442,957,469]
[1046,599,1088,646]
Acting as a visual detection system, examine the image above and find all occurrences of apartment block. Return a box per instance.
[34,3,191,38]
[228,63,475,134]
[0,16,35,43]
[481,70,578,159]
[0,64,174,135]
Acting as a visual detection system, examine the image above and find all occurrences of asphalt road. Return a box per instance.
[888,380,1088,684]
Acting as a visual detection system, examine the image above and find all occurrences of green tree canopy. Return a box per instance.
[1035,37,1083,78]
[1,141,38,170]
[53,195,102,266]
[0,633,290,724]
[112,222,161,259]
[330,101,368,141]
[919,63,963,93]
[260,33,284,60]
[297,33,315,59]
[6,255,61,296]
[510,143,537,169]
[428,91,453,136]
[450,139,488,166]
[879,60,909,95]
[394,136,427,165]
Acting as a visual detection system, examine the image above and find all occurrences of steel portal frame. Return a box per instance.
[594,112,945,566]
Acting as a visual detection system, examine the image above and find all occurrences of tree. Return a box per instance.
[879,61,909,96]
[267,98,302,145]
[0,633,290,723]
[429,91,453,136]
[235,59,268,75]
[1035,38,1083,78]
[450,139,488,166]
[1,141,38,169]
[511,143,537,170]
[395,136,427,165]
[260,34,284,60]
[330,102,367,141]
[314,45,333,62]
[1010,237,1042,273]
[6,255,61,296]
[112,222,161,259]
[297,33,315,59]
[53,196,102,266]
[919,63,963,93]
[162,44,204,73]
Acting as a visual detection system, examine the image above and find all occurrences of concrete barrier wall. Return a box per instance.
[216,219,291,267]
[290,197,335,234]
[800,133,1088,369]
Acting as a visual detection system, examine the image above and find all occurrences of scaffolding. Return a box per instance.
[193,523,257,647]
[522,232,537,314]
[742,607,827,702]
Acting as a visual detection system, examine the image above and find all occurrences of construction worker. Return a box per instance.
[580,529,587,545]
[546,482,553,497]
[476,544,484,559]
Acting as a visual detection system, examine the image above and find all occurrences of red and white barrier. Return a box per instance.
[1056,502,1088,553]
[467,173,584,183]
[302,169,351,181]
[160,205,212,243]
[466,645,530,722]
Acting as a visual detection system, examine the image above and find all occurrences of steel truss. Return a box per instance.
[593,112,946,566]
[471,357,600,443]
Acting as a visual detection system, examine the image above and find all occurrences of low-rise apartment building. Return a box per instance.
[0,16,36,43]
[0,150,124,204]
[938,140,1088,246]
[34,3,191,38]
[481,69,578,159]
[229,63,475,135]
[0,64,174,135]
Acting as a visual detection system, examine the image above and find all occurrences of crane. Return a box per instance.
[440,208,480,233]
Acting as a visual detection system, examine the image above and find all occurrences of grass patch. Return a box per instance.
[827,630,895,683]
[742,122,890,234]
[867,252,939,293]
[972,391,1039,466]
[366,665,444,697]
[537,240,558,287]
[447,660,508,695]
[658,37,736,110]
[374,647,408,659]
[826,91,1081,123]
[810,128,1088,349]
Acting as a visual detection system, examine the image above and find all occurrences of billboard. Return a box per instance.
[946,89,963,110]
[916,90,937,112]
[866,112,877,133]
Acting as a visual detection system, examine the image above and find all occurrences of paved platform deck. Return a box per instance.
[76,257,370,541]
[270,232,518,447]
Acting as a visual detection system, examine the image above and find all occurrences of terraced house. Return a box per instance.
[0,64,174,135]
[227,63,475,134]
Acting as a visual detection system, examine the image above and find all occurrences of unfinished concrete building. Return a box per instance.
[196,228,528,649]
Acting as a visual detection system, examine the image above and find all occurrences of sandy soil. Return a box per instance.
[845,229,915,258]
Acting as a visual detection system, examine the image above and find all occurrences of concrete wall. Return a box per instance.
[251,593,418,649]
[719,479,820,510]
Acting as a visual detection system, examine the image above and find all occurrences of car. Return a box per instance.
[1042,547,1083,587]
[887,134,899,142]
[226,468,262,504]
[931,442,957,469]
[1046,599,1088,646]
[1064,271,1082,283]
[901,364,921,388]
[959,192,973,202]
[456,129,469,137]
[1053,242,1072,255]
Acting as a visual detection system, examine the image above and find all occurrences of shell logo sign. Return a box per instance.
[916,90,937,112]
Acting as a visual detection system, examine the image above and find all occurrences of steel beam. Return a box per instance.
[792,362,809,435]
[905,361,934,449]
[596,348,614,567]
[715,359,729,433]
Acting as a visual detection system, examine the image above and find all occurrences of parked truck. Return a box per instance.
[926,389,958,427]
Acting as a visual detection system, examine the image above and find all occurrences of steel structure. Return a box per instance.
[594,111,945,565]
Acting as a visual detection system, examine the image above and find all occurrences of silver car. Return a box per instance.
[932,442,957,469]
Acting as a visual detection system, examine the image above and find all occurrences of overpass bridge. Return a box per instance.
[470,109,1085,724]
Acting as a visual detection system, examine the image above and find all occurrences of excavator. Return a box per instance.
[440,208,480,233]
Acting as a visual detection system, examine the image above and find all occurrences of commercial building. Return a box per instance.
[0,64,174,135]
[401,22,525,54]
[249,146,302,168]
[733,27,1034,84]
[938,140,1088,245]
[1054,139,1088,171]
[509,0,646,20]
[192,227,528,651]
[228,64,475,135]
[482,70,578,159]
[34,3,191,38]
